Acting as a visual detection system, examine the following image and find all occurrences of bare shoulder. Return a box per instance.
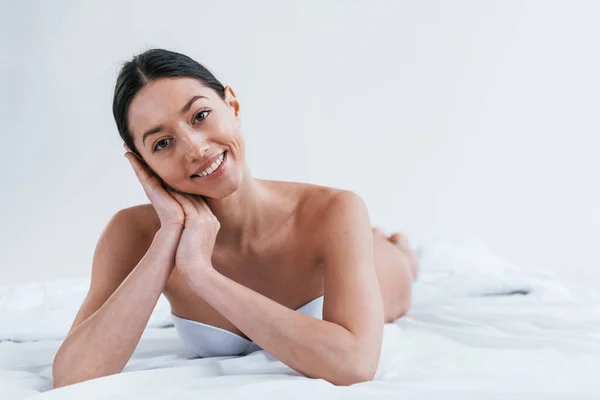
[92,203,161,283]
[117,203,161,237]
[284,181,368,234]
[283,183,371,272]
[102,203,161,265]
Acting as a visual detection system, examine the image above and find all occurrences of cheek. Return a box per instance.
[228,123,242,141]
[149,162,179,183]
[213,111,240,137]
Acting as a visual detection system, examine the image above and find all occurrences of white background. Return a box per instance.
[1,0,598,286]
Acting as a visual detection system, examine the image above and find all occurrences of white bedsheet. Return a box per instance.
[1,236,599,399]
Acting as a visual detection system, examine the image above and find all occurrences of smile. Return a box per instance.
[191,151,227,179]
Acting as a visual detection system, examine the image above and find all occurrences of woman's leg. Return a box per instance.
[372,228,419,322]
[387,233,419,280]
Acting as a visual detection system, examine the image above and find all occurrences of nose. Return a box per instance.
[178,129,210,161]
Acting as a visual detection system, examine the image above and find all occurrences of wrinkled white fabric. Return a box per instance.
[0,234,599,399]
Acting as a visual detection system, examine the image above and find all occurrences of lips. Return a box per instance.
[190,151,226,177]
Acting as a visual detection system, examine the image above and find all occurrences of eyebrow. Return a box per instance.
[141,95,208,147]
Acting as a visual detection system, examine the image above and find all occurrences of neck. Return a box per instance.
[201,163,282,251]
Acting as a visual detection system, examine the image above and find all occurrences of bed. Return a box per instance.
[1,236,598,399]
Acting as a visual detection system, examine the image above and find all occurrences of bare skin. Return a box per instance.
[130,184,418,338]
[52,75,418,388]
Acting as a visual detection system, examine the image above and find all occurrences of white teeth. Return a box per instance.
[198,152,225,177]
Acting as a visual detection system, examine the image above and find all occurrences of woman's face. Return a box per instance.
[127,77,245,198]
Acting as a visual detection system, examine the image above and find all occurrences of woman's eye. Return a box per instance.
[152,138,171,152]
[194,110,210,122]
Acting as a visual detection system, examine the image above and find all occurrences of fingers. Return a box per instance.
[169,191,217,225]
[124,150,161,193]
[173,191,210,215]
[124,152,151,182]
[169,191,198,216]
[188,195,211,214]
[183,195,203,214]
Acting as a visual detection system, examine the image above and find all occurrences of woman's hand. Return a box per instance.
[123,145,185,229]
[167,191,221,275]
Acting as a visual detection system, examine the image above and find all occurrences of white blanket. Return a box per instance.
[1,236,598,399]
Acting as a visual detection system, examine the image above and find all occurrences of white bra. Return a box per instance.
[171,295,324,357]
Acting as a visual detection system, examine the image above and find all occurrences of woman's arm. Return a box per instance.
[184,191,384,386]
[52,214,182,388]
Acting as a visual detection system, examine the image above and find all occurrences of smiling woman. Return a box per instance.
[51,48,418,388]
[112,51,246,199]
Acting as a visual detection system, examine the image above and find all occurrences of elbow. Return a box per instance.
[52,350,65,388]
[327,332,381,386]
[52,354,120,389]
[338,366,376,386]
[52,354,75,389]
[52,377,69,390]
[333,363,376,386]
[52,360,68,389]
[331,350,378,386]
[52,350,87,389]
[52,363,92,389]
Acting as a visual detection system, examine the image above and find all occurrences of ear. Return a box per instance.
[223,86,240,119]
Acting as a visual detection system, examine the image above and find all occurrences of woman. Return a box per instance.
[52,48,419,388]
